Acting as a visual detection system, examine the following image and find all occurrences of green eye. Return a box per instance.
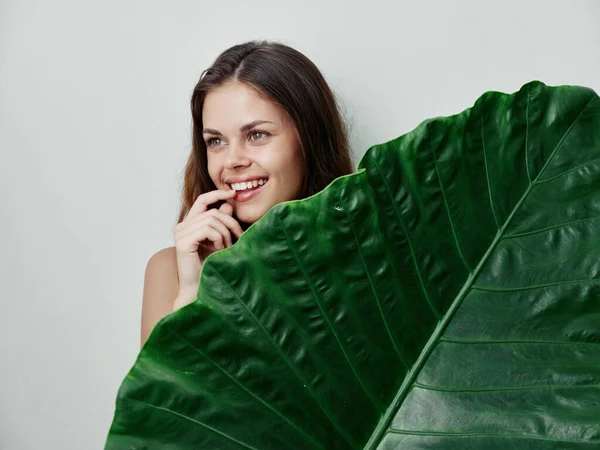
[207,138,222,147]
[250,131,269,141]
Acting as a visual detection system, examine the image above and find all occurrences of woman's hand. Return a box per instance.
[173,189,243,310]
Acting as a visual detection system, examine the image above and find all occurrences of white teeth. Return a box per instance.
[230,179,268,192]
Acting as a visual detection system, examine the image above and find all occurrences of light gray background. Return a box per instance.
[1,0,599,448]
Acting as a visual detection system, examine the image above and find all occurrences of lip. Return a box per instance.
[232,180,267,202]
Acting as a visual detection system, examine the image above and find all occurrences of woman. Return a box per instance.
[140,40,354,347]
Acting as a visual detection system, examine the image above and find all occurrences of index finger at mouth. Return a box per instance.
[188,190,236,215]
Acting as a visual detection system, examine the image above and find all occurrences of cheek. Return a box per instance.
[206,156,220,183]
[272,147,304,199]
[289,146,305,184]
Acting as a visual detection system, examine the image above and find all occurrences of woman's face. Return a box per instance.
[202,80,305,224]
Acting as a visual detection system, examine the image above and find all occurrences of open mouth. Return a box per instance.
[227,178,268,193]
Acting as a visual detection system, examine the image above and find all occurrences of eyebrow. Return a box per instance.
[202,120,274,136]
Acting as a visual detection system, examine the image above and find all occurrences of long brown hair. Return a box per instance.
[177,40,354,239]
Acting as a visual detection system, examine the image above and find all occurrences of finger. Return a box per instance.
[196,215,233,248]
[181,222,224,251]
[199,223,226,250]
[180,212,236,247]
[209,216,233,248]
[219,202,234,216]
[187,189,236,217]
[205,209,243,239]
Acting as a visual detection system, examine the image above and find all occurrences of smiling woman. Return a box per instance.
[202,81,305,224]
[140,40,355,346]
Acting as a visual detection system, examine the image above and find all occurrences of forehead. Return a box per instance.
[202,81,285,125]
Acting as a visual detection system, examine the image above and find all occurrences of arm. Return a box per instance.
[140,247,179,348]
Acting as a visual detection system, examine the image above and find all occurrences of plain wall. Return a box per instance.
[1,0,599,448]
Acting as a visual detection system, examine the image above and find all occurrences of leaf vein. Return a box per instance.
[345,207,409,369]
[279,218,384,413]
[386,429,599,444]
[210,266,359,450]
[370,156,441,319]
[431,142,472,273]
[481,116,500,229]
[533,95,596,182]
[503,213,600,240]
[121,397,259,449]
[535,154,600,185]
[413,381,600,393]
[440,337,600,346]
[473,278,600,292]
[525,87,532,184]
[165,328,325,449]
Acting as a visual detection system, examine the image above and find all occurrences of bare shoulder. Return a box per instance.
[147,246,177,275]
[140,246,179,347]
[150,245,176,260]
[145,245,180,295]
[145,246,180,290]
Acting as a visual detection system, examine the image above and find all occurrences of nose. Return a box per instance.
[223,140,251,169]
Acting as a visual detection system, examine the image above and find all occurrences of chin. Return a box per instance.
[234,205,269,226]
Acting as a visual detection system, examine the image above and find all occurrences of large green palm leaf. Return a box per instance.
[105,81,600,449]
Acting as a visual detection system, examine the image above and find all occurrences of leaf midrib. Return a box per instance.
[363,94,596,450]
